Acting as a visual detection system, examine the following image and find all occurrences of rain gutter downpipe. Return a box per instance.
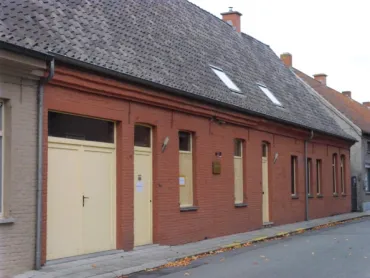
[304,130,314,221]
[36,58,54,270]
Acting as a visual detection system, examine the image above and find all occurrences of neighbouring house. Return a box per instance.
[281,53,370,212]
[0,0,355,275]
[0,47,50,277]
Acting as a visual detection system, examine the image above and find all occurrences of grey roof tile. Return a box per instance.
[0,0,353,140]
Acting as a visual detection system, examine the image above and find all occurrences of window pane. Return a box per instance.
[179,131,191,151]
[367,169,370,192]
[262,144,267,157]
[0,104,3,130]
[259,85,282,106]
[234,139,242,157]
[333,155,337,193]
[134,125,151,147]
[211,67,241,92]
[291,156,296,195]
[307,158,311,195]
[316,160,321,194]
[48,112,114,143]
[0,136,2,214]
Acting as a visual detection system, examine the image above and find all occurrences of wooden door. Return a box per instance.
[134,125,153,246]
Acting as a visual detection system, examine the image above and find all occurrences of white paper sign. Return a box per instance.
[136,181,144,192]
[179,177,185,186]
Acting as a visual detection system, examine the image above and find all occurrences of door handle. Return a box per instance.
[82,195,89,207]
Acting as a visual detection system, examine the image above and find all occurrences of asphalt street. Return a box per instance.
[130,218,370,278]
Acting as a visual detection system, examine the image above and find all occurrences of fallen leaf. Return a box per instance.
[184,272,190,276]
[253,261,259,265]
[91,264,97,268]
[265,258,269,262]
[364,256,368,259]
[220,258,225,262]
[260,255,265,258]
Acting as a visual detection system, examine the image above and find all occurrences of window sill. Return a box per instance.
[317,194,323,198]
[0,217,15,225]
[365,192,370,195]
[333,193,339,197]
[341,193,347,197]
[234,203,248,208]
[308,194,314,198]
[291,195,299,199]
[180,206,198,212]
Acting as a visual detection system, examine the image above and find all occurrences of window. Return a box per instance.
[179,131,194,207]
[134,125,151,147]
[367,141,370,154]
[307,158,312,196]
[234,139,244,204]
[258,85,282,106]
[0,104,3,216]
[316,160,322,195]
[48,112,114,143]
[367,169,370,193]
[291,156,297,196]
[211,66,241,92]
[332,154,338,194]
[179,131,191,151]
[340,155,346,194]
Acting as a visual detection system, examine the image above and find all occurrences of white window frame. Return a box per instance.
[307,158,312,196]
[258,85,282,106]
[210,66,241,93]
[0,103,4,217]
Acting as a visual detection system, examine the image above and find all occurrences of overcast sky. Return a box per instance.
[189,0,370,103]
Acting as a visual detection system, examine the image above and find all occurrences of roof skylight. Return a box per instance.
[258,85,282,106]
[211,67,241,92]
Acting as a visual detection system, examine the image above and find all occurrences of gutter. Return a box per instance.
[304,130,314,221]
[35,58,54,270]
[51,53,356,144]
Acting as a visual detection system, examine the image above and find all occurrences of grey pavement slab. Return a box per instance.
[16,212,369,278]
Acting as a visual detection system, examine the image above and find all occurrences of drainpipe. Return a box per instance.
[35,59,54,270]
[304,130,314,221]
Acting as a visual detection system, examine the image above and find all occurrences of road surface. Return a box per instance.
[130,218,370,278]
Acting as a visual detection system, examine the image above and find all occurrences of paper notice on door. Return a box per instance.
[136,181,144,192]
[179,176,185,186]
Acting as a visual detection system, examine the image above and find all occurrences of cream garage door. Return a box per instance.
[47,112,116,260]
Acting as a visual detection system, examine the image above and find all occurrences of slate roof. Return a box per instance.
[295,68,370,135]
[0,0,354,140]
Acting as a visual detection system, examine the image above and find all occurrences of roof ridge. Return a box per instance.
[186,0,269,47]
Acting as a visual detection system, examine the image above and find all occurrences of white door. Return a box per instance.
[262,143,270,223]
[47,112,116,260]
[134,125,153,246]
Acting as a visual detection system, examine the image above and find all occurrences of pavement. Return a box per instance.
[131,216,370,278]
[16,212,370,278]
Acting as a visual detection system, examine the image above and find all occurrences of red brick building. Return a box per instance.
[0,0,354,270]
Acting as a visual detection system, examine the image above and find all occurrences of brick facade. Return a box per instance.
[0,74,38,278]
[41,65,352,264]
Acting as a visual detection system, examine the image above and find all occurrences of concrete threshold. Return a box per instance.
[16,212,370,278]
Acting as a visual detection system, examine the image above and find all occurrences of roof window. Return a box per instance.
[211,66,241,92]
[258,85,282,106]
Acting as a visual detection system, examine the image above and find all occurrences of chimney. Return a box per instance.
[280,53,292,67]
[342,91,352,98]
[221,7,242,33]
[363,102,370,109]
[313,73,327,85]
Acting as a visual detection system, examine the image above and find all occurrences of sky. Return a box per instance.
[189,0,370,103]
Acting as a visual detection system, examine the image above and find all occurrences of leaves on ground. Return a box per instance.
[146,217,363,272]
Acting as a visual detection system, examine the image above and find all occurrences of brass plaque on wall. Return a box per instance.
[212,161,221,174]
